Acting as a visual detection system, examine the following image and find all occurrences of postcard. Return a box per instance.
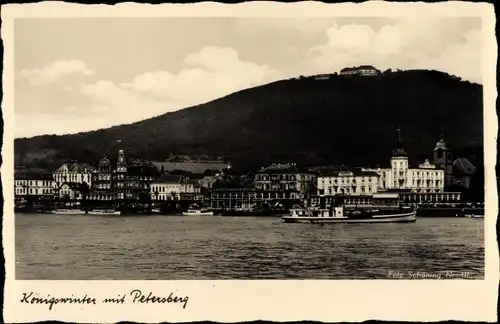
[2,1,498,322]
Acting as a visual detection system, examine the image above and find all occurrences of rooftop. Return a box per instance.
[55,161,95,173]
[256,163,313,174]
[434,137,449,151]
[318,168,380,177]
[151,174,186,184]
[152,161,228,175]
[453,158,476,175]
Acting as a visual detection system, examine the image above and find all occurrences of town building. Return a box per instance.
[317,168,380,196]
[14,168,55,211]
[152,155,229,175]
[14,171,55,197]
[209,188,258,210]
[113,150,157,202]
[433,135,454,187]
[340,65,381,76]
[362,137,445,193]
[254,163,316,202]
[52,161,95,189]
[150,175,201,201]
[88,155,114,201]
[87,150,157,206]
[452,157,477,189]
[198,175,222,190]
[58,182,83,200]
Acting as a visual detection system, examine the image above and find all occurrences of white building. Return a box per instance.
[254,163,317,200]
[150,175,201,201]
[53,161,95,188]
[317,169,380,196]
[58,182,83,200]
[340,65,381,76]
[363,144,444,193]
[14,173,55,197]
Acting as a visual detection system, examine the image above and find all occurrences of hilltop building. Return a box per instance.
[313,74,332,80]
[340,65,381,76]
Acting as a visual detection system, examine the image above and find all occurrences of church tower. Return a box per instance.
[115,149,128,201]
[433,131,453,188]
[390,128,409,190]
[117,149,127,173]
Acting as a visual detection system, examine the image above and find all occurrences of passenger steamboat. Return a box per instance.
[282,193,416,224]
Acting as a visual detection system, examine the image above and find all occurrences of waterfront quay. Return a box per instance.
[14,134,483,215]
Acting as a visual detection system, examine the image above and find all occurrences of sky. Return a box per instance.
[14,17,482,138]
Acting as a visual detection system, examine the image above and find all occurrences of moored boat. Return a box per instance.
[51,208,87,215]
[182,204,214,216]
[87,209,121,216]
[465,213,484,219]
[456,207,485,218]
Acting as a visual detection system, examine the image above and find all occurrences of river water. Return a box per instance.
[15,213,484,279]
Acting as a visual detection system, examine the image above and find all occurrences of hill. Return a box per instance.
[14,69,483,173]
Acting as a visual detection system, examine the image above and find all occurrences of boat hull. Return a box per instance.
[182,211,214,216]
[51,209,87,215]
[87,210,121,216]
[465,214,484,218]
[282,211,417,223]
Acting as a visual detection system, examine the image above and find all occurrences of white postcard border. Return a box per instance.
[2,1,498,323]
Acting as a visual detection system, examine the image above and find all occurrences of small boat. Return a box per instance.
[182,204,214,216]
[221,206,274,217]
[465,214,485,219]
[51,208,87,215]
[87,209,121,216]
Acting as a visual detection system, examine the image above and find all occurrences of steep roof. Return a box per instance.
[256,163,313,174]
[453,158,476,175]
[152,161,227,174]
[318,168,380,177]
[392,145,408,158]
[434,137,449,151]
[60,182,82,190]
[152,175,186,184]
[14,173,53,180]
[55,162,95,173]
[340,65,379,72]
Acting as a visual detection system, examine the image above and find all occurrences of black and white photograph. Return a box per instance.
[2,1,498,323]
